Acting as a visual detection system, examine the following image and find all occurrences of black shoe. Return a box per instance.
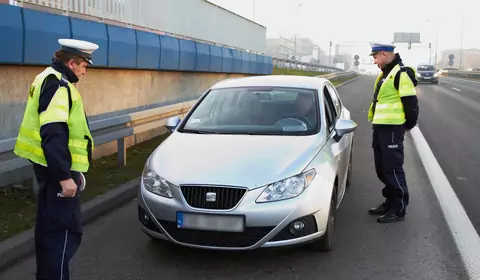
[368,203,389,216]
[377,211,405,223]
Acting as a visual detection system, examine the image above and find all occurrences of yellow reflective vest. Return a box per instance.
[14,67,94,173]
[368,64,417,125]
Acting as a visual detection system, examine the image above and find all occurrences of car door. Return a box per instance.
[323,84,349,205]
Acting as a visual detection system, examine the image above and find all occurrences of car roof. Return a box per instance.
[210,75,330,90]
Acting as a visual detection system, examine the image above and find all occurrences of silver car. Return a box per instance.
[137,75,357,252]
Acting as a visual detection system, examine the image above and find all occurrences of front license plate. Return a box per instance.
[177,212,245,232]
[423,77,431,79]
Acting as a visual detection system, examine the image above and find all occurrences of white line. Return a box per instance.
[410,127,480,280]
[452,87,462,92]
[443,77,480,84]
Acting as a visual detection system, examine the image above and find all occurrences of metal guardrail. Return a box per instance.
[0,100,195,188]
[272,57,344,73]
[440,70,480,79]
[0,71,354,189]
[321,71,357,81]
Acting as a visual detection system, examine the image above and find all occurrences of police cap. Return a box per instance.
[58,39,99,65]
[369,42,396,56]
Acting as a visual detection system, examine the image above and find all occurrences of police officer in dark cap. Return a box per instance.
[366,42,419,223]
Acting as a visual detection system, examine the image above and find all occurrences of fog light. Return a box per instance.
[144,213,150,221]
[289,221,305,234]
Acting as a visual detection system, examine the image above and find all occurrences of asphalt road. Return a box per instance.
[417,76,480,235]
[0,76,468,280]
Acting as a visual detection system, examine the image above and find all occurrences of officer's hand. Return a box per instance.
[60,179,77,197]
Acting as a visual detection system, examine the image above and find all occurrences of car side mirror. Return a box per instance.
[165,116,181,133]
[334,119,357,139]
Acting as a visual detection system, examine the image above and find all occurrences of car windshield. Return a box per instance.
[417,65,435,71]
[179,86,320,136]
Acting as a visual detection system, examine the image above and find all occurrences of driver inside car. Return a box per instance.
[295,92,316,127]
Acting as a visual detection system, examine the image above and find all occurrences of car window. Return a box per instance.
[417,65,435,71]
[323,86,337,132]
[180,86,320,136]
[326,84,342,116]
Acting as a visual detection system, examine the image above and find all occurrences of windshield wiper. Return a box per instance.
[181,129,218,134]
[216,131,259,135]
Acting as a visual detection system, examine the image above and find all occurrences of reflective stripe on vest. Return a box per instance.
[13,67,94,173]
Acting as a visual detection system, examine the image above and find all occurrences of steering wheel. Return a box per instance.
[274,117,310,129]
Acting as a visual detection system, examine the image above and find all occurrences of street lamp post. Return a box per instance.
[459,15,464,70]
[435,30,439,69]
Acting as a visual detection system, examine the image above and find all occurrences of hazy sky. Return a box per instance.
[208,0,478,65]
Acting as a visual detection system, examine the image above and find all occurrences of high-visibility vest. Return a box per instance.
[14,67,94,172]
[368,64,417,125]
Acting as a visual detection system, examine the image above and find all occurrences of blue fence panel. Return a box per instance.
[23,9,70,65]
[136,30,160,69]
[209,45,222,72]
[179,39,196,71]
[249,53,258,74]
[0,5,23,64]
[221,47,233,73]
[70,18,107,67]
[231,49,242,73]
[160,35,179,70]
[106,25,136,68]
[240,51,250,73]
[260,55,269,74]
[256,54,264,74]
[265,56,273,74]
[195,42,210,72]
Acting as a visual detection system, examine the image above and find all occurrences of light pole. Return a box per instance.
[427,19,444,69]
[459,14,465,69]
[429,42,432,64]
[252,0,255,22]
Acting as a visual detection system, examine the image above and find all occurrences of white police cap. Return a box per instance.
[370,42,396,56]
[58,39,99,65]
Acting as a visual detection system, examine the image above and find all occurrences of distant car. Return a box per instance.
[416,64,439,84]
[137,75,357,252]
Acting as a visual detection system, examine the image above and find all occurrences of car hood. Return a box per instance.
[148,132,323,189]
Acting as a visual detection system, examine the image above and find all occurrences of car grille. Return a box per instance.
[180,185,247,210]
[158,220,274,247]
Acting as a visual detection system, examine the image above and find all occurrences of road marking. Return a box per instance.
[452,87,462,92]
[410,127,480,280]
[444,77,480,84]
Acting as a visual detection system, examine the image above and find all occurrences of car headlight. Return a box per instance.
[256,169,316,203]
[416,73,422,77]
[142,166,173,198]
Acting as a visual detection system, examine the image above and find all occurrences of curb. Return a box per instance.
[333,75,364,88]
[0,74,365,273]
[0,178,140,272]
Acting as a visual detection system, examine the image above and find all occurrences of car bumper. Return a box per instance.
[417,76,438,82]
[137,175,333,250]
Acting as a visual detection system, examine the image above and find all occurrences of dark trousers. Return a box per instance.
[33,164,83,280]
[372,125,409,216]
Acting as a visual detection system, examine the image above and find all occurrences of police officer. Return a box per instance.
[366,42,419,223]
[13,38,98,280]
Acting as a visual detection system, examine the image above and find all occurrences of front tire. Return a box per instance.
[308,188,336,252]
